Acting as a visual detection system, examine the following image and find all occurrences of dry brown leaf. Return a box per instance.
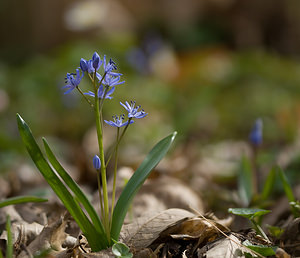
[134,248,157,258]
[79,248,114,258]
[0,206,23,224]
[168,217,229,242]
[198,234,253,258]
[134,176,204,215]
[17,214,69,258]
[121,208,195,249]
[275,247,291,258]
[0,221,43,252]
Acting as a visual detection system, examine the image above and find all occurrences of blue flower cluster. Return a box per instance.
[63,52,148,128]
[63,52,124,96]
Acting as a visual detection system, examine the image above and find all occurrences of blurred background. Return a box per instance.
[1,0,300,212]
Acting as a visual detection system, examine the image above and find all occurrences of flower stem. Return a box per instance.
[93,73,110,243]
[96,169,104,221]
[105,118,132,167]
[110,128,120,229]
[76,86,94,107]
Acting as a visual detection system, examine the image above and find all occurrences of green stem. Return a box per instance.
[110,128,120,229]
[93,73,110,243]
[6,215,12,258]
[96,169,104,221]
[251,219,269,242]
[105,118,132,167]
[76,86,94,107]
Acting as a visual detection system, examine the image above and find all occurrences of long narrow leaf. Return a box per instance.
[16,114,107,251]
[43,138,106,238]
[261,166,276,201]
[111,132,177,240]
[0,196,47,208]
[277,166,295,202]
[6,216,12,258]
[238,156,253,206]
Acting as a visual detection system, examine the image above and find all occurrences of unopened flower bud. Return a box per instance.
[93,155,101,170]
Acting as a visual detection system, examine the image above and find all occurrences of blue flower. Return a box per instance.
[120,101,148,119]
[80,58,89,72]
[84,85,115,99]
[104,115,134,128]
[80,52,102,74]
[103,55,117,74]
[63,69,83,94]
[249,118,263,146]
[93,155,101,170]
[80,58,94,73]
[102,74,124,87]
[92,52,102,71]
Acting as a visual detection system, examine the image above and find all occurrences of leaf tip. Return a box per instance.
[171,131,177,141]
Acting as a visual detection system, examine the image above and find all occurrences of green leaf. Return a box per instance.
[16,114,107,251]
[6,216,13,258]
[243,240,277,256]
[277,166,295,202]
[228,208,270,220]
[238,156,253,206]
[33,249,52,258]
[267,225,284,238]
[110,132,177,240]
[261,167,276,202]
[42,138,106,239]
[0,196,48,208]
[112,242,133,258]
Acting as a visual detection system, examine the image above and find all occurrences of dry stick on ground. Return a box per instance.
[190,207,265,258]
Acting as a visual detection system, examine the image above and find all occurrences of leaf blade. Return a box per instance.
[277,166,295,202]
[42,138,106,238]
[0,196,48,208]
[6,216,13,258]
[16,114,107,251]
[237,156,253,206]
[110,132,177,240]
[261,166,276,201]
[228,208,271,220]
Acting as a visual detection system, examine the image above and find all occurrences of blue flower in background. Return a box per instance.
[104,115,134,128]
[93,155,101,170]
[84,85,115,99]
[63,69,83,94]
[120,101,148,119]
[249,118,263,146]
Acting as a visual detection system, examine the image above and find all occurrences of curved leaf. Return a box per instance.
[42,138,106,238]
[110,132,177,240]
[16,114,108,251]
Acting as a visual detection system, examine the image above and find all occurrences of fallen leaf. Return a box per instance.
[121,208,195,249]
[17,214,69,258]
[198,234,254,258]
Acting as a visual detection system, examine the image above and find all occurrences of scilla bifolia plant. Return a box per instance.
[17,52,176,251]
